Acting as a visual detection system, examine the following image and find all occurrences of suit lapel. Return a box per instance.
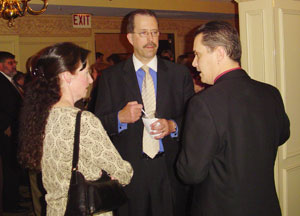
[0,72,22,100]
[156,58,169,118]
[122,57,144,138]
[122,57,143,104]
[121,57,170,117]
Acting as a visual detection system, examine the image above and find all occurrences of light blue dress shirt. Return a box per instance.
[117,55,178,152]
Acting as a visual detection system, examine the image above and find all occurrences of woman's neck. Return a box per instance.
[54,81,76,108]
[53,97,74,108]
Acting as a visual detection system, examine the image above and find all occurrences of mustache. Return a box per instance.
[143,42,157,48]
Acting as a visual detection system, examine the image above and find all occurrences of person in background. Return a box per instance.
[92,52,111,80]
[160,49,174,62]
[0,51,28,214]
[18,42,133,216]
[176,20,290,216]
[88,53,111,111]
[13,71,26,95]
[87,62,107,113]
[106,53,122,65]
[90,62,102,81]
[177,54,189,65]
[177,54,205,93]
[90,9,194,216]
[95,52,104,64]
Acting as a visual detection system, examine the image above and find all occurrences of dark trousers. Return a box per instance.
[2,136,21,210]
[29,171,46,216]
[117,155,188,216]
[0,156,3,216]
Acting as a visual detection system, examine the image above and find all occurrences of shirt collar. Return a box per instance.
[0,71,13,83]
[214,67,241,84]
[132,54,157,72]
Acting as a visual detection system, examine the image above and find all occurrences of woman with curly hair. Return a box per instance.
[18,42,133,216]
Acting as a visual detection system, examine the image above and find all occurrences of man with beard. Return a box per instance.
[90,9,194,216]
[0,51,27,213]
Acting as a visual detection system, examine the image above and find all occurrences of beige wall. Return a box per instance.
[95,33,132,63]
[95,33,171,64]
[0,15,237,72]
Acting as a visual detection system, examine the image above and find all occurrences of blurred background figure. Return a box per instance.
[90,62,103,81]
[106,53,122,65]
[177,54,189,65]
[88,53,114,113]
[13,71,26,95]
[96,52,104,64]
[92,52,110,81]
[160,49,174,61]
[190,70,206,93]
[177,53,206,93]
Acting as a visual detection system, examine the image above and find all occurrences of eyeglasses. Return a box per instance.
[6,60,18,65]
[133,30,160,38]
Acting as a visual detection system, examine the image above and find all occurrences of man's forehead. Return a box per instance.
[0,58,11,64]
[134,14,155,20]
[4,58,15,62]
[133,15,158,28]
[193,34,204,48]
[195,34,203,43]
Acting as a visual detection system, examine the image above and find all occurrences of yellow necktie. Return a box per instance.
[141,65,159,158]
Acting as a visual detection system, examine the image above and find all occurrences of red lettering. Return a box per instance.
[73,14,79,25]
[86,15,90,25]
[79,15,83,25]
[73,14,91,27]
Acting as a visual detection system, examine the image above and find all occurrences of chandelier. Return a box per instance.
[0,0,48,27]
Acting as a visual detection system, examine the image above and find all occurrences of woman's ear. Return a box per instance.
[60,71,72,85]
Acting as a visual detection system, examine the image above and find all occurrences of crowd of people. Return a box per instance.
[0,9,290,216]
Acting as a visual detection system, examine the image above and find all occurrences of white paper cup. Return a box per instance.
[142,117,161,139]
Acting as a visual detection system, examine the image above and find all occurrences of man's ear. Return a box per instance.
[216,46,226,62]
[127,33,133,46]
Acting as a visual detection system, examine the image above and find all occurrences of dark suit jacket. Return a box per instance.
[177,69,290,216]
[0,72,22,158]
[92,56,194,210]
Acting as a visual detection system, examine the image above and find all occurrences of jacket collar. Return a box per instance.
[214,68,249,85]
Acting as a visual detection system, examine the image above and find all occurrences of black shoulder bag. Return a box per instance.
[64,111,128,216]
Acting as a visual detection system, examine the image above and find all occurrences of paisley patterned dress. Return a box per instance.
[41,107,133,216]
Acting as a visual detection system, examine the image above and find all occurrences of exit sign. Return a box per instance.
[72,14,91,28]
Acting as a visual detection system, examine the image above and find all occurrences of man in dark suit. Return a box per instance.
[0,51,27,213]
[90,9,194,216]
[176,21,290,216]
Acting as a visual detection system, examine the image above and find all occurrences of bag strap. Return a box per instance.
[71,111,82,171]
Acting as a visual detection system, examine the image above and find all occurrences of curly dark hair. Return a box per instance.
[18,42,90,170]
